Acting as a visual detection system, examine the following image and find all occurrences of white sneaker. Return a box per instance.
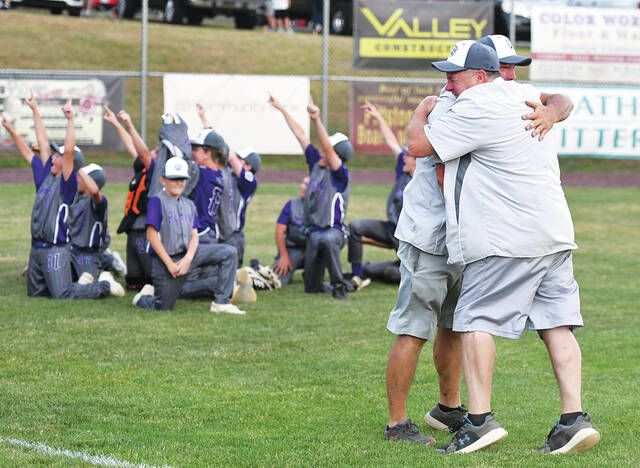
[232,268,257,304]
[99,271,125,297]
[351,275,371,291]
[107,249,127,277]
[77,272,95,285]
[132,284,155,306]
[210,302,246,315]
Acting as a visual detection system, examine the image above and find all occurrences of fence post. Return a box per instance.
[140,0,149,140]
[321,0,330,127]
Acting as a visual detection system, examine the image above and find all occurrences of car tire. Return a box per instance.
[49,6,63,14]
[187,12,203,25]
[234,11,256,29]
[163,0,185,24]
[68,6,81,16]
[118,0,138,19]
[330,2,352,35]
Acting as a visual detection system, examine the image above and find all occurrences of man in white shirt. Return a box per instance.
[405,40,600,455]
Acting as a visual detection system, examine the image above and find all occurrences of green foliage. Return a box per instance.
[0,182,638,466]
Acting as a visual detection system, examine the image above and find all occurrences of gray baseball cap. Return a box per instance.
[432,40,500,73]
[479,35,532,66]
[50,142,84,171]
[236,147,262,173]
[190,129,227,150]
[328,132,353,162]
[82,163,106,189]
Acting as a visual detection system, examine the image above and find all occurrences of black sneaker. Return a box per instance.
[384,419,436,445]
[424,404,467,431]
[537,413,600,454]
[331,283,350,300]
[437,414,508,454]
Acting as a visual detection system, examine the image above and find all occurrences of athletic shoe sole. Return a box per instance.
[424,412,450,431]
[550,428,600,454]
[455,427,508,454]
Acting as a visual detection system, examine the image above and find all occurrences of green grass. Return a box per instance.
[2,10,640,174]
[0,181,638,466]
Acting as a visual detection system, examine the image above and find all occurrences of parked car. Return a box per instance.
[118,0,261,28]
[10,0,83,15]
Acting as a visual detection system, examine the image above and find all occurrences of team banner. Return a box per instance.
[530,6,640,84]
[163,74,310,155]
[536,84,640,159]
[353,0,493,70]
[0,75,125,151]
[350,81,442,154]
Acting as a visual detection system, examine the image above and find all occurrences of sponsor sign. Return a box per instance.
[536,84,640,158]
[350,81,442,154]
[163,74,310,155]
[0,75,125,151]
[530,6,640,84]
[354,0,493,69]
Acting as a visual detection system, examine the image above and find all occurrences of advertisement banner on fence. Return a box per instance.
[163,74,310,155]
[530,6,640,84]
[0,75,124,151]
[350,81,442,154]
[536,84,640,158]
[353,0,493,70]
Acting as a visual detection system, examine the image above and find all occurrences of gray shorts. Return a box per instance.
[453,251,582,339]
[387,241,463,340]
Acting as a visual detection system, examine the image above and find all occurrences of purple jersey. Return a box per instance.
[191,166,225,236]
[234,168,258,231]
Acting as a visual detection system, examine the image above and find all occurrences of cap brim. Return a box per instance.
[500,55,532,66]
[164,175,190,180]
[431,61,466,72]
[49,142,62,154]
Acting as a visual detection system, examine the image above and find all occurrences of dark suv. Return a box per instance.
[119,0,261,27]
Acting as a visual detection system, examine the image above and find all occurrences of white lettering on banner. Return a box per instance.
[530,6,640,84]
[163,74,310,155]
[534,85,640,158]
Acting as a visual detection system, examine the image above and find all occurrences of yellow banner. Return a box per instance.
[359,38,458,59]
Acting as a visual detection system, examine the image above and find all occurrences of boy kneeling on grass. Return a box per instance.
[133,157,244,314]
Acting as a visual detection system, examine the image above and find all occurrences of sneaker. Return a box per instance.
[107,249,127,277]
[350,275,371,291]
[537,413,600,454]
[437,414,508,454]
[232,268,257,303]
[98,271,125,297]
[77,272,95,285]
[331,283,350,300]
[384,419,436,445]
[425,404,467,431]
[210,302,246,315]
[132,284,154,306]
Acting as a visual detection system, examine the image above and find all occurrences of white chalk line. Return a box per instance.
[0,436,173,468]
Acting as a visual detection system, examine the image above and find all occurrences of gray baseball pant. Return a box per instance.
[304,228,346,293]
[70,247,114,279]
[272,246,305,286]
[125,229,151,289]
[137,243,237,310]
[347,219,397,265]
[221,231,245,267]
[28,245,109,299]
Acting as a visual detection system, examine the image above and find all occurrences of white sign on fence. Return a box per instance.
[534,84,640,158]
[163,74,310,155]
[530,6,640,84]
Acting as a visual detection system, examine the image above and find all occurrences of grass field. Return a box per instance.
[0,181,639,466]
[1,10,640,174]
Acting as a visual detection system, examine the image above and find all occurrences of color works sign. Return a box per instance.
[350,81,442,154]
[354,0,493,69]
[530,6,640,84]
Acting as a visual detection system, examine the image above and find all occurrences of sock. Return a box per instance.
[559,411,583,426]
[352,263,363,277]
[467,412,491,426]
[438,403,459,413]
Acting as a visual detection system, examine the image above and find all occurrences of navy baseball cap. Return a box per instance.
[479,35,532,66]
[50,142,84,170]
[236,147,262,173]
[432,40,500,73]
